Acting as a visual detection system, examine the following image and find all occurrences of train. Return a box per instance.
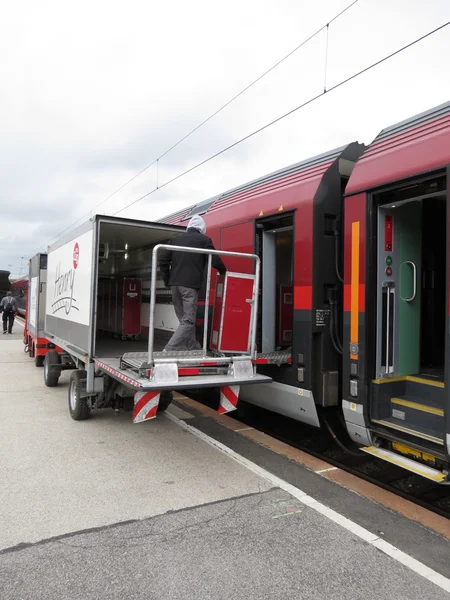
[159,99,450,483]
[0,271,27,316]
[10,278,27,316]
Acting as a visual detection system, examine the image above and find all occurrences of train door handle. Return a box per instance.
[403,261,417,302]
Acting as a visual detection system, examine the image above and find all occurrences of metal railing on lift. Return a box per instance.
[148,244,261,364]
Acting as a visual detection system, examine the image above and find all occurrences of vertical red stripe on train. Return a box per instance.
[294,192,315,299]
[294,286,312,310]
[344,193,367,305]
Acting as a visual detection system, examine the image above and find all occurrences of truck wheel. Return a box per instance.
[157,390,173,413]
[68,371,91,421]
[29,344,35,358]
[44,350,61,387]
[35,354,45,367]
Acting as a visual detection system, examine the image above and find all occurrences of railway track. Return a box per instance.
[187,390,450,520]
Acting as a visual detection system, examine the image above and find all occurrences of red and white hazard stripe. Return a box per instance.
[218,385,240,415]
[132,390,160,423]
[95,360,140,388]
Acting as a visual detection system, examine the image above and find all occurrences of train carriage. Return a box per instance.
[342,101,450,481]
[161,100,450,482]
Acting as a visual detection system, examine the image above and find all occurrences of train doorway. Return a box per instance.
[255,214,294,356]
[375,183,446,382]
[371,175,447,445]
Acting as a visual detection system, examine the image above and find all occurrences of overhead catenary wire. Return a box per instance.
[112,20,450,218]
[38,0,361,251]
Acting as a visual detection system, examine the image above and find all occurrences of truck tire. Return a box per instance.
[68,370,91,421]
[29,343,35,358]
[157,390,173,413]
[35,354,45,367]
[44,350,61,387]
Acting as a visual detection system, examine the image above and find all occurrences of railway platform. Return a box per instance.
[1,324,450,599]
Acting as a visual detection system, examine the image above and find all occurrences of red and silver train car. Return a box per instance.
[10,277,27,316]
[161,100,450,483]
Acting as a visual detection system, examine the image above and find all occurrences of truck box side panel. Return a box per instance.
[45,227,95,354]
[28,253,48,338]
[28,276,38,332]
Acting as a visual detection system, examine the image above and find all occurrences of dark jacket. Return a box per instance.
[159,228,226,290]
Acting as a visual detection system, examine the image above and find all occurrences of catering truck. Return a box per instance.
[42,215,270,423]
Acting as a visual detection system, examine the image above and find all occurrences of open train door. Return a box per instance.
[343,101,450,483]
[371,181,447,444]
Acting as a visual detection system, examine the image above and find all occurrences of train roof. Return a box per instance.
[161,143,363,224]
[10,278,28,288]
[346,99,450,194]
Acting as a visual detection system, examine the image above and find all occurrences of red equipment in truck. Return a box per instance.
[210,272,255,354]
[97,277,142,339]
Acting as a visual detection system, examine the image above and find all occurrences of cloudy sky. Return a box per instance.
[1,0,450,278]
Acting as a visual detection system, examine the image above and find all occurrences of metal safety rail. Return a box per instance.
[146,244,261,366]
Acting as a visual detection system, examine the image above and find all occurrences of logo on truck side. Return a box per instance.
[51,242,80,316]
[73,243,79,269]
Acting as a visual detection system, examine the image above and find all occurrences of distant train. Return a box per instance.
[0,272,28,316]
[11,279,27,316]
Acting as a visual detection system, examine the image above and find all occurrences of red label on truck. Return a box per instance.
[73,243,79,269]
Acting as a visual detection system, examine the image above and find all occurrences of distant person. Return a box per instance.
[159,215,226,351]
[0,291,17,335]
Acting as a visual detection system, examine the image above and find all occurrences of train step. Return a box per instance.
[360,446,449,483]
[371,416,444,446]
[388,396,444,434]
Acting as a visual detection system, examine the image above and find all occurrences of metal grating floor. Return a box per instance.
[257,350,292,365]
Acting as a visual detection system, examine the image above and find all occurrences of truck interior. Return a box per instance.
[370,173,447,446]
[94,220,182,358]
[255,213,294,364]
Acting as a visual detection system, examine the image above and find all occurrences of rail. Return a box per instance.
[149,244,261,364]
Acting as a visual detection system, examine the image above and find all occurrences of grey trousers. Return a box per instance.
[165,286,201,351]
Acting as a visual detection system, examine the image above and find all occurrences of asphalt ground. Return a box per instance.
[1,327,449,599]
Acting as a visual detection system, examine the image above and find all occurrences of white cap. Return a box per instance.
[187,215,206,234]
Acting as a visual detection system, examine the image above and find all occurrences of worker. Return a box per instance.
[159,215,226,352]
[0,291,17,335]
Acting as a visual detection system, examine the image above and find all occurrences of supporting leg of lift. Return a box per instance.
[218,385,240,415]
[132,390,161,424]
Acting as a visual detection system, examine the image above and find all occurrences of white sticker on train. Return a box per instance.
[46,230,94,326]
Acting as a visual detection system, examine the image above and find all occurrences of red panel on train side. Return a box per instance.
[343,193,366,313]
[220,222,254,274]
